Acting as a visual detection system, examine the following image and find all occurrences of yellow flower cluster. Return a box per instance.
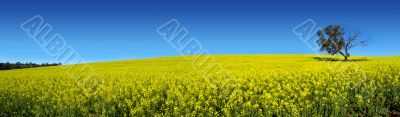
[0,55,399,116]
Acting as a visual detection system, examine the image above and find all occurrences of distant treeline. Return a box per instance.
[0,62,61,70]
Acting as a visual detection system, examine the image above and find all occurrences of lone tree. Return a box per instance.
[316,25,368,60]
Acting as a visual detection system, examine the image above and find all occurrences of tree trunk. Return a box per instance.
[344,56,348,61]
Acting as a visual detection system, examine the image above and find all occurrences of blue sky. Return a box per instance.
[1,0,399,63]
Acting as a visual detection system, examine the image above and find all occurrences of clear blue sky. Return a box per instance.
[1,0,399,63]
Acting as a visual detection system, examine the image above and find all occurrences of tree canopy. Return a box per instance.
[317,25,368,60]
[0,62,61,70]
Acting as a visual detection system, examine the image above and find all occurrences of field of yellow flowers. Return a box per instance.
[0,54,399,116]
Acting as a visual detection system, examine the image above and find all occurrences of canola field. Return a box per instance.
[0,55,400,116]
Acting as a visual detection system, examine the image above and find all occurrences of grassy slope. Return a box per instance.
[0,54,398,73]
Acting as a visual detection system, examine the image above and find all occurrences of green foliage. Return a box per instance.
[0,62,61,70]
